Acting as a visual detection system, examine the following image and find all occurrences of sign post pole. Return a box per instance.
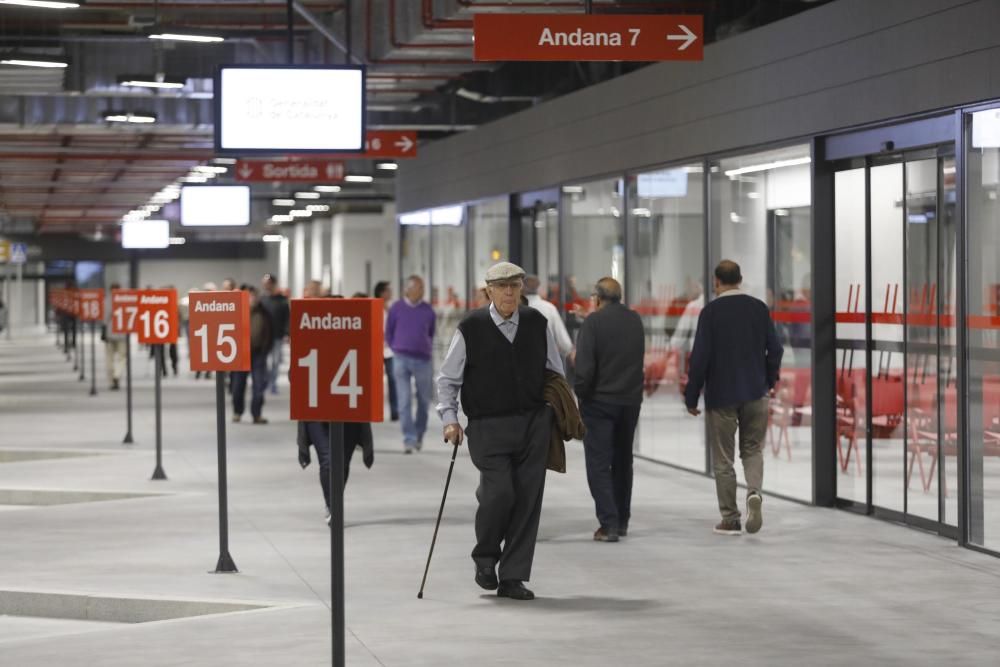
[78,316,85,382]
[214,371,238,573]
[3,264,10,341]
[329,421,346,667]
[151,344,167,480]
[71,314,78,370]
[123,334,134,444]
[89,321,97,396]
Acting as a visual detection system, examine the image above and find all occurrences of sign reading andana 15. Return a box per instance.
[188,291,251,372]
[136,289,179,344]
[289,298,384,423]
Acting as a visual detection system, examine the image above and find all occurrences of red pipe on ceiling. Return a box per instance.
[366,0,473,65]
[390,0,471,49]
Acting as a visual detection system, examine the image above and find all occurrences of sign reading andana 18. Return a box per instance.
[77,289,105,322]
[289,298,384,423]
[136,289,178,344]
[188,291,250,372]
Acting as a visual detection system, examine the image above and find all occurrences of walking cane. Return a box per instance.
[417,441,460,599]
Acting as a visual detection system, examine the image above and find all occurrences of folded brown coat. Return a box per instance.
[543,370,585,473]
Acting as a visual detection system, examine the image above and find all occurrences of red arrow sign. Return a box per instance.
[234,160,345,182]
[474,14,703,62]
[358,131,417,159]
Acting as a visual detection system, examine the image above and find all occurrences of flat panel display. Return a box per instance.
[216,65,366,153]
[121,220,170,249]
[180,185,251,227]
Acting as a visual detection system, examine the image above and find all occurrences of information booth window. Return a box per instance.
[710,144,814,501]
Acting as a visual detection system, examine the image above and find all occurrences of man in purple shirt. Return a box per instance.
[386,275,436,453]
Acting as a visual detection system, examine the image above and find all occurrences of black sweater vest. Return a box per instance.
[458,306,548,420]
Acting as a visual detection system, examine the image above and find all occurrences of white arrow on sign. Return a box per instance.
[239,163,253,179]
[394,136,414,153]
[666,24,697,51]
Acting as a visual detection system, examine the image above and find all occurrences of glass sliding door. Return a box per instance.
[627,163,706,471]
[468,197,509,307]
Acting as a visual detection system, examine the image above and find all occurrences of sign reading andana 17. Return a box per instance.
[136,289,179,344]
[188,291,250,372]
[473,14,703,62]
[110,289,141,335]
[289,298,384,423]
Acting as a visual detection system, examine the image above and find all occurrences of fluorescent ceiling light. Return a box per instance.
[0,57,69,68]
[104,112,156,124]
[270,214,293,223]
[724,156,811,178]
[182,175,208,183]
[431,205,463,226]
[0,0,79,8]
[289,210,311,218]
[272,199,296,206]
[120,78,184,90]
[168,237,186,245]
[562,185,584,194]
[193,165,228,174]
[149,33,224,43]
[376,162,398,171]
[314,185,341,193]
[399,211,430,226]
[344,175,373,183]
[213,157,237,165]
[262,234,285,243]
[306,204,330,212]
[294,191,321,199]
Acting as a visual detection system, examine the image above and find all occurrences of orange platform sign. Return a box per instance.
[77,289,105,322]
[473,14,703,62]
[110,289,142,335]
[188,291,251,372]
[289,298,384,423]
[136,289,179,344]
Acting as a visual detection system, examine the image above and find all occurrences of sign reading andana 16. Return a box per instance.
[136,289,179,344]
[289,298,384,423]
[188,291,251,372]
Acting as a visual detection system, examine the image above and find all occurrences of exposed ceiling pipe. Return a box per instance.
[389,0,471,49]
[85,1,337,9]
[365,0,474,65]
[292,1,363,65]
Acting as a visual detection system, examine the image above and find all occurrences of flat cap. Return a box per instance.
[484,261,525,284]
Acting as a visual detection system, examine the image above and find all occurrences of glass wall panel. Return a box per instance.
[710,144,813,501]
[966,109,1000,549]
[627,164,706,471]
[834,167,868,504]
[468,197,509,307]
[561,177,625,344]
[431,216,466,366]
[400,223,430,289]
[517,189,560,303]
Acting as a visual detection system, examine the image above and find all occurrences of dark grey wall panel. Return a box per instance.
[397,0,999,211]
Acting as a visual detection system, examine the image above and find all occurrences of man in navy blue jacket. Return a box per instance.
[684,261,783,536]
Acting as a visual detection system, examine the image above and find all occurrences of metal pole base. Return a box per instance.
[151,465,168,481]
[213,552,239,574]
[122,433,134,445]
[89,386,97,396]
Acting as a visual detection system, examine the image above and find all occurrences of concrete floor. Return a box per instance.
[2,331,1000,666]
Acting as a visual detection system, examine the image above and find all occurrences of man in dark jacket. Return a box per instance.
[232,286,273,424]
[684,260,784,536]
[260,273,290,396]
[297,421,374,523]
[436,262,564,601]
[574,277,645,543]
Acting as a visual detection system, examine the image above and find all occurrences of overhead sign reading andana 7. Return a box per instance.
[473,14,703,62]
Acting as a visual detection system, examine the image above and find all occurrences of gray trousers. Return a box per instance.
[466,406,551,583]
[707,397,769,522]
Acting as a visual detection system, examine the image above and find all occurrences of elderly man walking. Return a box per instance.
[437,262,564,601]
[573,277,645,542]
[685,260,783,536]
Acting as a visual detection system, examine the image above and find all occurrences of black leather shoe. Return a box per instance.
[475,564,498,591]
[497,580,534,601]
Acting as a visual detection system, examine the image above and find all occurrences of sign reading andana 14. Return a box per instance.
[136,289,178,344]
[188,291,250,372]
[289,298,384,423]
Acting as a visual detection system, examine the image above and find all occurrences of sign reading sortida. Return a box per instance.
[473,14,703,62]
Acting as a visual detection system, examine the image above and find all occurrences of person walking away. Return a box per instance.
[524,274,573,360]
[373,281,399,422]
[297,420,374,524]
[260,273,290,396]
[232,286,274,424]
[573,278,645,542]
[386,276,435,453]
[684,260,783,536]
[103,283,127,390]
[436,262,564,601]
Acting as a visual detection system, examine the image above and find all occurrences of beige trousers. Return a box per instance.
[706,397,769,522]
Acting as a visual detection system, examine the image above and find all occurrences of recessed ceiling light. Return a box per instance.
[294,191,321,199]
[119,78,185,90]
[149,32,224,43]
[269,215,293,223]
[289,210,312,218]
[0,57,69,68]
[272,199,296,206]
[344,175,373,183]
[262,234,285,243]
[104,112,156,124]
[313,185,341,193]
[0,0,79,8]
[306,204,330,212]
[376,162,398,171]
[213,158,237,165]
[168,237,186,245]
